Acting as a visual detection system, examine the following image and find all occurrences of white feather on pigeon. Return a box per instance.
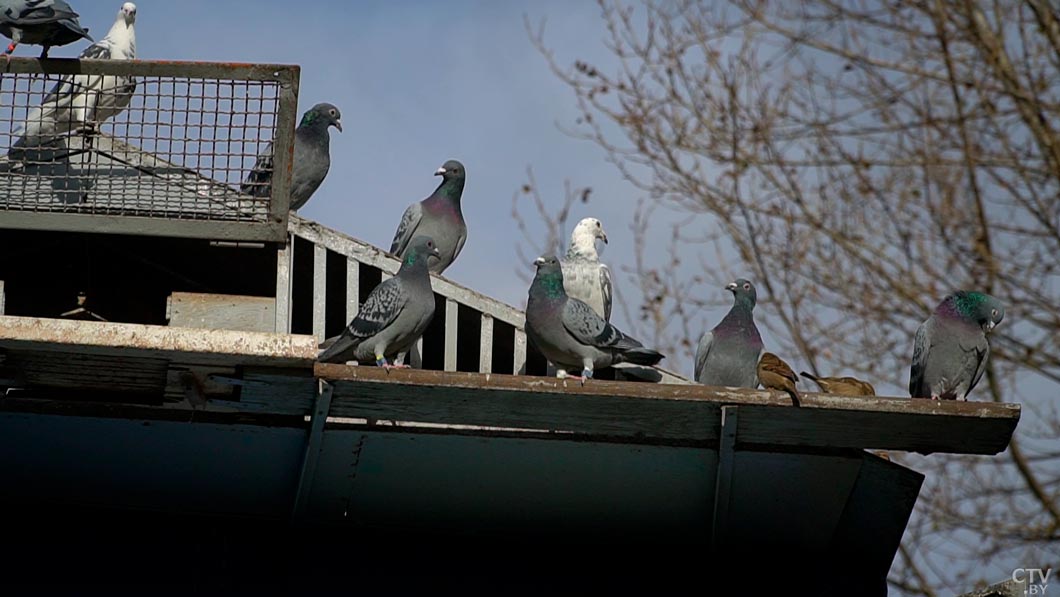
[11,2,136,157]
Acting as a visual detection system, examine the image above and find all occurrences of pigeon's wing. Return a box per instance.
[240,141,274,197]
[561,298,640,350]
[389,202,423,256]
[909,321,930,397]
[965,336,991,397]
[694,331,714,383]
[600,262,613,321]
[318,278,407,362]
[452,225,467,263]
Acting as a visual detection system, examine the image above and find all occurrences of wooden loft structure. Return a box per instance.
[0,57,1023,594]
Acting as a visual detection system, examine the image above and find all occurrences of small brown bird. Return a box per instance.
[758,352,801,406]
[799,371,876,396]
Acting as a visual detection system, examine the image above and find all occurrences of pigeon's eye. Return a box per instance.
[329,110,336,116]
[991,308,998,318]
[743,283,751,290]
[596,222,601,227]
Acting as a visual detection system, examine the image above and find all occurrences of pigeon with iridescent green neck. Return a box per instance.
[525,256,663,382]
[241,102,342,211]
[390,160,467,274]
[317,236,440,367]
[694,279,764,387]
[909,291,1004,401]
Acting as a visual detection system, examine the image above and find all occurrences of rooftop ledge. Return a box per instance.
[0,316,1020,456]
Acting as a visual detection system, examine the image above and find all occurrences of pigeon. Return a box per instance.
[8,2,136,159]
[800,371,876,396]
[240,102,342,211]
[317,236,440,367]
[909,290,1004,401]
[758,352,801,406]
[0,0,92,60]
[525,255,663,382]
[694,279,764,387]
[560,217,613,321]
[389,160,467,275]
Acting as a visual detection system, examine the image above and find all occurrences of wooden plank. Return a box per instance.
[167,292,275,333]
[292,381,333,518]
[711,406,738,550]
[312,243,327,342]
[275,240,292,333]
[345,258,360,322]
[444,299,458,372]
[290,215,525,327]
[513,328,527,375]
[0,280,4,316]
[0,315,317,367]
[314,364,1021,455]
[479,314,494,374]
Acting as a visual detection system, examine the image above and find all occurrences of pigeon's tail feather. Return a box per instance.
[621,347,664,367]
[317,334,360,364]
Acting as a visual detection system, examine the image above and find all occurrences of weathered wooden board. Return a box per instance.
[167,292,275,333]
[315,364,1021,455]
[0,316,317,367]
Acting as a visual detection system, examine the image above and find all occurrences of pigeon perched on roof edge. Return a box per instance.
[389,160,467,275]
[561,217,613,321]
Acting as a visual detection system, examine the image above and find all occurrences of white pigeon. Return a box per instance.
[560,217,613,321]
[10,2,137,158]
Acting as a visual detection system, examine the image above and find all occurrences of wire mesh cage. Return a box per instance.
[0,58,299,242]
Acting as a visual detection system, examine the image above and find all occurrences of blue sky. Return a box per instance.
[60,0,646,317]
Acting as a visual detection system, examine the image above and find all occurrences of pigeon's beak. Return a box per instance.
[432,247,442,258]
[333,120,343,133]
[435,167,447,176]
[986,320,996,332]
[726,282,738,292]
[599,231,609,244]
[533,257,547,267]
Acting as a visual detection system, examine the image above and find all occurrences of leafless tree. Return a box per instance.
[526,0,1060,593]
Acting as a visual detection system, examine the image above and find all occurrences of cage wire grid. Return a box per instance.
[0,61,291,226]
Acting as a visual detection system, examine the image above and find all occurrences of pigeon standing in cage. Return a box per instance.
[0,0,93,61]
[8,2,136,160]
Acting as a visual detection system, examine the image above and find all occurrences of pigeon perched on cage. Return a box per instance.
[525,256,664,383]
[909,290,1004,401]
[318,236,440,368]
[0,0,93,60]
[560,217,613,322]
[240,102,342,211]
[8,2,136,159]
[694,279,764,388]
[389,160,467,275]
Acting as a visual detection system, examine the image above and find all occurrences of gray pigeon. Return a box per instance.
[909,291,1004,401]
[9,2,135,159]
[0,0,92,60]
[525,255,663,381]
[241,102,341,211]
[389,160,467,275]
[694,279,764,387]
[318,236,441,367]
[560,217,613,321]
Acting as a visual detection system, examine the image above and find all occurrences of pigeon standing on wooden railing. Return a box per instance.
[8,2,136,159]
[525,255,663,383]
[909,291,1004,401]
[694,279,764,388]
[560,217,613,321]
[389,160,467,275]
[240,102,342,212]
[0,0,93,61]
[318,236,440,368]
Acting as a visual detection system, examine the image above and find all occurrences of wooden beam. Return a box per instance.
[314,364,1021,455]
[312,243,327,342]
[479,314,493,374]
[274,239,292,333]
[0,280,5,316]
[345,258,359,323]
[711,406,738,550]
[513,328,527,375]
[444,299,458,372]
[292,381,334,518]
[0,316,317,366]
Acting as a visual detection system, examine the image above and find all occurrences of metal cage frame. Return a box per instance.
[0,57,300,243]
